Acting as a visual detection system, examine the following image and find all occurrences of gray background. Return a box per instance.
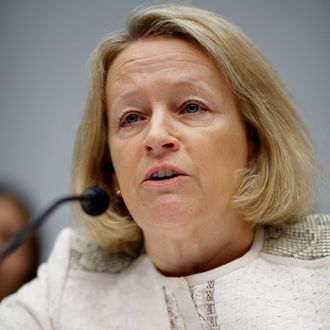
[1,0,329,262]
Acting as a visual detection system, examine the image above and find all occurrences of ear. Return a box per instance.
[246,125,259,161]
[247,140,255,161]
[112,172,119,188]
[111,172,122,198]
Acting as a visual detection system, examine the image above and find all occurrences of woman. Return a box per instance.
[0,4,329,329]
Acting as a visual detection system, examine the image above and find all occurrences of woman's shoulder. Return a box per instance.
[0,228,147,328]
[262,213,330,260]
[67,229,141,274]
[40,226,141,275]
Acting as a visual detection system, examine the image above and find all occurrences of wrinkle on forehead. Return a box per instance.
[106,37,232,112]
[107,37,216,82]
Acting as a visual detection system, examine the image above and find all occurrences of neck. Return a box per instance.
[144,218,255,277]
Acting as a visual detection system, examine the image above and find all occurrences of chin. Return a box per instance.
[148,215,195,240]
[148,202,200,231]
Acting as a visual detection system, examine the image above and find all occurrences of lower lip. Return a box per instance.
[142,175,188,188]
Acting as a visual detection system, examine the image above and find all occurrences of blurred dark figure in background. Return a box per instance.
[0,186,38,300]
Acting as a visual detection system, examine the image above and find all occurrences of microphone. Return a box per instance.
[80,186,110,216]
[0,186,110,262]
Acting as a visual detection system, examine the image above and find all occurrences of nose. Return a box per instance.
[143,114,179,157]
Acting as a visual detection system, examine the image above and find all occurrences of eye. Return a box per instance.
[120,112,144,127]
[181,102,207,114]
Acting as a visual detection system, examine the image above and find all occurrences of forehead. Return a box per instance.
[106,37,229,98]
[109,37,213,70]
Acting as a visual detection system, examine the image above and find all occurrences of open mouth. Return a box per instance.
[143,166,187,186]
[149,169,180,181]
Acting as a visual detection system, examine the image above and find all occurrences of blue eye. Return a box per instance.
[182,102,209,115]
[126,114,139,123]
[121,113,142,126]
[185,103,200,113]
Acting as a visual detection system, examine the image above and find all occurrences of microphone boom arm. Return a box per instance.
[0,186,109,263]
[0,195,82,262]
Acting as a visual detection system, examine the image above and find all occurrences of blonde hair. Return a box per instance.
[72,3,320,250]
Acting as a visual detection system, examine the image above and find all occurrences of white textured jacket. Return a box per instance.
[0,214,329,329]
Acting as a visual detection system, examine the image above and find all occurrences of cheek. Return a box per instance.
[195,128,249,189]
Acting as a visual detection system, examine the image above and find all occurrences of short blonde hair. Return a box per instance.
[72,4,320,250]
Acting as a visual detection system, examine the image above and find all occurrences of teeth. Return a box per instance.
[166,169,176,177]
[151,169,177,178]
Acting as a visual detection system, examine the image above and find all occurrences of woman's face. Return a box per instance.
[106,37,250,239]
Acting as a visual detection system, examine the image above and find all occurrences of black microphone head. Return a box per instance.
[80,186,110,216]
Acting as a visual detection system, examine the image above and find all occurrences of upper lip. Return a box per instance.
[143,165,187,182]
